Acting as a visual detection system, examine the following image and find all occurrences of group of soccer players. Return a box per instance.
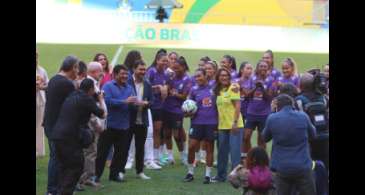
[139,49,303,184]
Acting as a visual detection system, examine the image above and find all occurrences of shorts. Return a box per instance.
[189,124,217,141]
[162,110,183,130]
[244,114,268,133]
[151,108,163,122]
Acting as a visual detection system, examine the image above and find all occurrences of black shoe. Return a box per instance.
[75,183,85,191]
[183,173,194,182]
[109,175,123,183]
[211,176,225,183]
[203,176,211,184]
[94,176,100,183]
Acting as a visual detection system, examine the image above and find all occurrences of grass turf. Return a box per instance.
[36,43,328,195]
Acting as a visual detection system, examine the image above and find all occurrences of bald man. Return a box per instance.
[78,62,107,189]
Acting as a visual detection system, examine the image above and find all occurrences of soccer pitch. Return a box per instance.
[36,43,329,195]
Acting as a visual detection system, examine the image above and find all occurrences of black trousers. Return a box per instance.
[120,124,148,174]
[95,128,129,178]
[54,140,84,195]
[276,170,316,195]
[310,139,329,171]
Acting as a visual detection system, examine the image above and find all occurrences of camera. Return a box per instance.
[307,68,328,95]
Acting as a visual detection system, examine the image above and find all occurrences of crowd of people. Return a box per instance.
[36,49,329,195]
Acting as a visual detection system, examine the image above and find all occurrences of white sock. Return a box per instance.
[205,166,212,177]
[163,144,168,155]
[182,142,187,154]
[159,145,164,153]
[188,163,194,175]
[181,151,187,160]
[200,150,206,159]
[167,150,173,159]
[195,152,200,161]
[153,149,159,161]
[241,153,247,158]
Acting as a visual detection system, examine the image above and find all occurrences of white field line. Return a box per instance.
[110,45,124,68]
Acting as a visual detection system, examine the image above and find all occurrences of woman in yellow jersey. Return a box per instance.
[211,68,244,183]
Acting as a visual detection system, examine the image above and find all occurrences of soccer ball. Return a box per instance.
[181,99,198,114]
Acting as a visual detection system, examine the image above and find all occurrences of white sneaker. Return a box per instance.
[118,172,125,181]
[138,172,151,180]
[145,161,162,170]
[125,161,133,169]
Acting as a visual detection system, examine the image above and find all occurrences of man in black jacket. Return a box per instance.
[43,55,79,195]
[51,78,106,195]
[120,59,154,180]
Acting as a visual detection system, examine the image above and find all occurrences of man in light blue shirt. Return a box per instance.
[262,94,317,195]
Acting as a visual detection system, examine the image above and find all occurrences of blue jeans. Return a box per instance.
[46,139,58,194]
[217,128,244,181]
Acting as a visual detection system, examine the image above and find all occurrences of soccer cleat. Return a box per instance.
[203,176,211,184]
[145,161,162,170]
[166,158,175,165]
[183,173,194,182]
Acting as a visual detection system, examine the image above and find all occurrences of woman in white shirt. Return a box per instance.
[36,51,48,157]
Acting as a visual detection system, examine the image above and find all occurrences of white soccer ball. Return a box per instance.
[181,99,198,114]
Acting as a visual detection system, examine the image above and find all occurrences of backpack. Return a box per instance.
[247,166,273,192]
[297,95,329,139]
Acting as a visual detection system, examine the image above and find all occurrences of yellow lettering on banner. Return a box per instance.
[68,0,82,5]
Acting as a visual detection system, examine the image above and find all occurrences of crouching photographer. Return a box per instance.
[51,78,106,195]
[295,72,329,171]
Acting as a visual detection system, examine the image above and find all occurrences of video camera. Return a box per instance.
[307,68,328,95]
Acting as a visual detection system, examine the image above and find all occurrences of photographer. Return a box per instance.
[295,72,329,170]
[51,78,106,195]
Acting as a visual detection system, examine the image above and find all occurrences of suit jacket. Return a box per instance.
[128,77,154,127]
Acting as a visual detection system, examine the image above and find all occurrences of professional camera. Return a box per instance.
[307,68,328,95]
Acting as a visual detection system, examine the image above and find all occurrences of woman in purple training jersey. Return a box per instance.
[146,52,169,165]
[277,57,300,92]
[205,61,218,87]
[242,60,276,158]
[220,55,238,79]
[262,50,281,80]
[237,62,254,119]
[162,56,191,165]
[183,68,218,184]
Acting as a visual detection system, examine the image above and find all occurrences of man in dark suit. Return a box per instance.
[120,59,154,180]
[51,78,106,195]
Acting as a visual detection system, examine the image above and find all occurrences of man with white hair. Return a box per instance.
[78,61,107,189]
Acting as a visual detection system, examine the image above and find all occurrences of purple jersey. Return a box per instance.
[189,84,218,125]
[269,67,282,80]
[247,75,275,116]
[235,77,252,116]
[278,75,300,87]
[163,74,192,115]
[146,67,169,109]
[208,79,216,88]
[231,69,239,80]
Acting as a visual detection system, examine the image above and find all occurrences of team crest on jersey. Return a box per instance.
[202,97,212,107]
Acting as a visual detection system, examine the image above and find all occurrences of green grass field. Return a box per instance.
[36,43,329,195]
